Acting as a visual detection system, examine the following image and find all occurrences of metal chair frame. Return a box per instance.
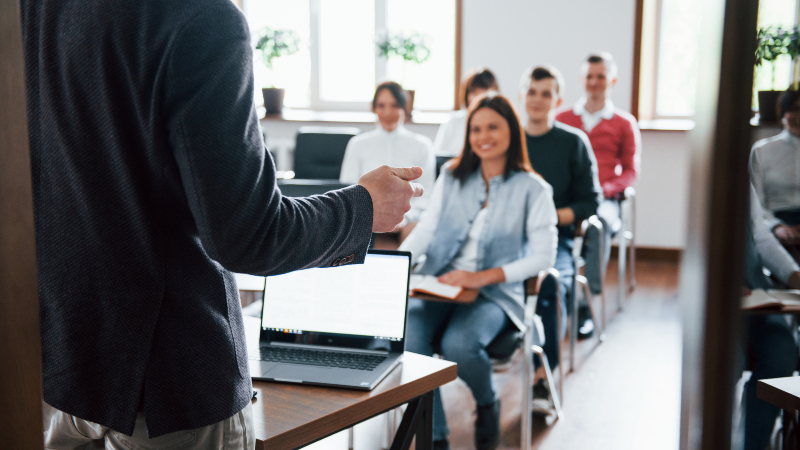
[569,216,606,373]
[616,186,637,311]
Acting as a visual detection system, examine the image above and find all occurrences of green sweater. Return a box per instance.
[526,122,602,227]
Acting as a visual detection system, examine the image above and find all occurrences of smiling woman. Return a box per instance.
[398,94,557,450]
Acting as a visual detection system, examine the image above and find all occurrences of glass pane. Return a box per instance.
[752,0,797,109]
[245,0,311,108]
[386,0,456,110]
[655,0,702,116]
[319,0,375,102]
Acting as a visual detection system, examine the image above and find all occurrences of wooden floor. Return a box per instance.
[304,257,682,450]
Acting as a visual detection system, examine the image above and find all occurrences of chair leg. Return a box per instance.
[349,427,354,450]
[617,213,627,312]
[380,409,396,450]
[578,276,605,342]
[556,291,564,404]
[629,195,637,292]
[522,324,534,450]
[569,257,580,373]
[532,345,562,423]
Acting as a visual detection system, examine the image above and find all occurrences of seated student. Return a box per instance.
[750,89,800,261]
[520,65,602,377]
[340,81,436,239]
[556,52,642,308]
[399,94,558,450]
[740,185,800,450]
[433,68,500,157]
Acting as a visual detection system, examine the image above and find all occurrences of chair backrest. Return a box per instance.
[485,269,559,360]
[435,156,452,179]
[293,126,361,179]
[277,179,350,197]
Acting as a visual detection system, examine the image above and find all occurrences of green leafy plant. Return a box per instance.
[255,27,301,88]
[756,26,800,90]
[376,31,431,87]
[376,31,432,64]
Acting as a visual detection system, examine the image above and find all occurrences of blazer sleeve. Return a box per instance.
[162,3,372,275]
[567,131,602,222]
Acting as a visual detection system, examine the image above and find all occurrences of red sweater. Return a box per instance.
[556,108,641,199]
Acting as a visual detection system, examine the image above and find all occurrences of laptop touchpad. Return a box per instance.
[266,364,333,382]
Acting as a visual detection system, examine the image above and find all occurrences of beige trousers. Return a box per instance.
[42,401,255,450]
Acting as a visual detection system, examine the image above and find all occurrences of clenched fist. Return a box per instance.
[358,165,424,232]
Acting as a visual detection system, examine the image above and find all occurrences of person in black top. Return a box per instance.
[22,0,423,447]
[519,66,602,395]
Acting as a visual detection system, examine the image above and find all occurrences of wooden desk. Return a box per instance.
[757,377,800,448]
[251,352,456,450]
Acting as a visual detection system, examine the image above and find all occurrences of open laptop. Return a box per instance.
[250,249,411,390]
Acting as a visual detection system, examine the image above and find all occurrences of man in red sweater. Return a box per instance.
[556,52,641,298]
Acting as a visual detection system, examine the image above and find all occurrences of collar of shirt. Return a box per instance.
[376,121,406,139]
[573,97,615,133]
[780,129,800,146]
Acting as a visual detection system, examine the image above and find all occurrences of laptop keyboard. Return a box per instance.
[259,347,387,371]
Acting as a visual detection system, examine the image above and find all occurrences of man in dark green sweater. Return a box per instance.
[519,66,602,386]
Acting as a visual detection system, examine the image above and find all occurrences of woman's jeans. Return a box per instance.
[405,296,509,441]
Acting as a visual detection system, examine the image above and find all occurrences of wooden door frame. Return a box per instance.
[0,0,44,447]
[678,0,759,447]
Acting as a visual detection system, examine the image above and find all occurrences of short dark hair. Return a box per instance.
[519,65,565,97]
[372,81,406,111]
[584,52,618,79]
[779,89,800,118]
[460,68,500,108]
[450,93,533,182]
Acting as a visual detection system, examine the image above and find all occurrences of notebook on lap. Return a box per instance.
[250,250,411,390]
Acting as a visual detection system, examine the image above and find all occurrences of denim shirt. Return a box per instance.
[401,164,558,331]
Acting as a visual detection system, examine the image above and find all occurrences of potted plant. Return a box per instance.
[755,26,799,122]
[255,27,301,115]
[376,31,432,119]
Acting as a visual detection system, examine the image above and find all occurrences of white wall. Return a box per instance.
[461,0,635,111]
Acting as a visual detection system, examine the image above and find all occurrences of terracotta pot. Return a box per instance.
[262,88,285,115]
[758,90,782,123]
[403,89,415,122]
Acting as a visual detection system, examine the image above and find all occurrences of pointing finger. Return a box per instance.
[390,166,423,181]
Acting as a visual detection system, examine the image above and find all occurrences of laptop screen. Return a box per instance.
[260,251,410,343]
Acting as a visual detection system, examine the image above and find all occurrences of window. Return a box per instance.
[752,0,798,109]
[636,0,797,119]
[244,0,457,111]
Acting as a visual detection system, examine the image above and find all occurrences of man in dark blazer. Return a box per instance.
[21,0,422,447]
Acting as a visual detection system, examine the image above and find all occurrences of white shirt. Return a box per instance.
[339,123,436,222]
[432,109,468,157]
[751,185,800,284]
[449,207,488,272]
[573,97,615,133]
[750,130,800,229]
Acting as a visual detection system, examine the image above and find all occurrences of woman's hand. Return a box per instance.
[437,268,506,289]
[774,224,800,244]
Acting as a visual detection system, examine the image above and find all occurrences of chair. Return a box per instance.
[569,216,606,373]
[435,156,452,179]
[277,179,350,197]
[616,187,637,311]
[293,126,360,179]
[375,270,564,450]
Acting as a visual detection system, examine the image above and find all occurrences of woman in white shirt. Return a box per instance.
[750,89,800,257]
[339,81,435,234]
[431,68,500,157]
[399,94,557,450]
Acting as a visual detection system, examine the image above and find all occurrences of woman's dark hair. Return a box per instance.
[372,81,407,111]
[450,93,533,183]
[460,68,500,108]
[779,89,800,118]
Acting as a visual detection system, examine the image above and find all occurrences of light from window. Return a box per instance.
[386,0,455,110]
[753,0,797,108]
[246,0,311,108]
[319,0,376,102]
[655,0,702,116]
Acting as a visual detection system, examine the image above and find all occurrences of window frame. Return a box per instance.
[244,0,461,112]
